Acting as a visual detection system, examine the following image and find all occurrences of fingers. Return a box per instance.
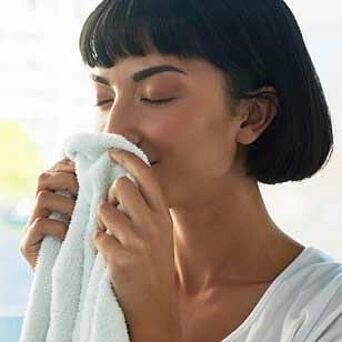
[47,158,76,173]
[108,150,165,213]
[36,170,79,198]
[27,190,76,228]
[97,201,135,245]
[26,217,68,245]
[92,229,120,264]
[106,177,147,221]
[19,218,69,271]
[20,158,78,271]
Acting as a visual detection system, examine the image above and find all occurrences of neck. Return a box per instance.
[170,175,303,298]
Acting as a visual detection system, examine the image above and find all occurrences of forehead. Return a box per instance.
[90,53,221,86]
[92,53,186,76]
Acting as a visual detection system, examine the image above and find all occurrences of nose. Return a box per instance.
[102,99,141,146]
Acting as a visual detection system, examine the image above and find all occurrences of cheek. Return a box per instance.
[147,110,238,207]
[161,115,234,182]
[143,91,237,174]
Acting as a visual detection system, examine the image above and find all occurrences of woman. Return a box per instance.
[20,0,341,341]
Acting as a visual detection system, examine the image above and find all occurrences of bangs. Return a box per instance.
[78,0,334,184]
[79,0,206,68]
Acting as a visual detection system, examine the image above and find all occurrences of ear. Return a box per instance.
[235,86,279,145]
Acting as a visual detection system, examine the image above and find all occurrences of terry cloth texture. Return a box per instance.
[19,132,152,342]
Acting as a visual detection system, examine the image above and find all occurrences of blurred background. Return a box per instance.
[0,0,341,328]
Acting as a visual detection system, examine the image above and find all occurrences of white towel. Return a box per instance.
[19,132,152,342]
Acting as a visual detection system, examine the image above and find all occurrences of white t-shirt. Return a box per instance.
[221,246,342,342]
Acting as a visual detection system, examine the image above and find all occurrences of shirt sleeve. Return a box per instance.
[312,307,342,341]
[299,279,342,341]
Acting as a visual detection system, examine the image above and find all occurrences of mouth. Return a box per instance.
[150,161,158,166]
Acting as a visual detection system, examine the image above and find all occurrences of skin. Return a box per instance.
[91,51,305,340]
[21,50,305,341]
[20,160,78,271]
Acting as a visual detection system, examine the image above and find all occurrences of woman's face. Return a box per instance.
[90,52,246,207]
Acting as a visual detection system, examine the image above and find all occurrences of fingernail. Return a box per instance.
[97,200,105,211]
[108,148,121,156]
[97,224,106,232]
[108,151,121,162]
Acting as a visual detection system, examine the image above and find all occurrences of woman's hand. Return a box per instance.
[19,159,78,271]
[93,149,181,341]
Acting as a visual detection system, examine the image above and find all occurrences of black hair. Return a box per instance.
[79,0,334,184]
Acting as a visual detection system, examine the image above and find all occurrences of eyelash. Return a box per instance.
[94,97,175,107]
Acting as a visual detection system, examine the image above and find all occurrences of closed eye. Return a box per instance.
[94,97,176,107]
[140,97,176,105]
[93,99,113,107]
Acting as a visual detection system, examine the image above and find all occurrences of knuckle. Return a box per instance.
[97,203,103,215]
[59,225,68,239]
[59,159,75,170]
[52,160,66,170]
[64,158,75,166]
[112,178,122,190]
[114,177,128,188]
[19,245,29,259]
[32,217,45,230]
[38,171,50,183]
[36,190,49,202]
[70,175,79,187]
[93,229,106,244]
[92,229,101,240]
[69,200,76,212]
[69,176,79,192]
[60,158,72,164]
[48,159,75,173]
[97,202,109,214]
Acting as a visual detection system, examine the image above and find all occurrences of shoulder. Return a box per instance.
[221,247,342,342]
[282,247,342,341]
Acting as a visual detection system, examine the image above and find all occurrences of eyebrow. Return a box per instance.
[90,64,187,86]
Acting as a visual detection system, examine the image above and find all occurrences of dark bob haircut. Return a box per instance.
[79,0,334,185]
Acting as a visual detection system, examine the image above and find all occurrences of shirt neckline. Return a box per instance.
[221,245,315,341]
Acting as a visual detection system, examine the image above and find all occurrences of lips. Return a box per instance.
[150,161,158,166]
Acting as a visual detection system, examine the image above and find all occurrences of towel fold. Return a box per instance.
[19,132,152,342]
